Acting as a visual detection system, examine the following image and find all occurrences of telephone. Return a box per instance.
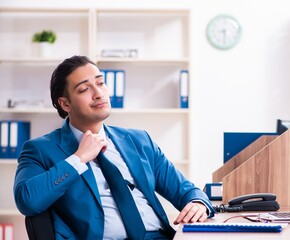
[214,193,280,212]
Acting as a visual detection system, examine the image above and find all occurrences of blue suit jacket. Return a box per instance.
[14,119,214,239]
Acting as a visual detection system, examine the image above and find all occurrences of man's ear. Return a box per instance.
[58,97,70,113]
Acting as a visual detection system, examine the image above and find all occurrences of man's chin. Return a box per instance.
[98,109,111,121]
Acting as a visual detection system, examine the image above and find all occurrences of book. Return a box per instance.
[182,222,287,233]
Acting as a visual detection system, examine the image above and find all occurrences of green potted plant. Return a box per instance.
[32,30,56,44]
[32,30,57,57]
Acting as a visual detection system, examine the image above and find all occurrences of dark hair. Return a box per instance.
[50,55,97,118]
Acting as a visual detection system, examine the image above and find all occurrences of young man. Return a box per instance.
[14,56,214,239]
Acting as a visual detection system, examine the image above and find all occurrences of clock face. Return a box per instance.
[206,15,242,50]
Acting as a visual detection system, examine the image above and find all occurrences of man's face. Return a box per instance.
[58,63,111,126]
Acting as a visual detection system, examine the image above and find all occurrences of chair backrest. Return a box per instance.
[25,210,55,240]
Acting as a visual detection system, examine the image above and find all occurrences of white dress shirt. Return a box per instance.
[66,124,163,240]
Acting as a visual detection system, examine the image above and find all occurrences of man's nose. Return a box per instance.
[93,86,103,99]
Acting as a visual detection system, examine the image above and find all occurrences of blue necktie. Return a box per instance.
[97,152,146,240]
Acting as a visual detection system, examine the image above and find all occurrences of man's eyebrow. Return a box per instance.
[96,74,103,79]
[73,75,103,89]
[74,79,88,89]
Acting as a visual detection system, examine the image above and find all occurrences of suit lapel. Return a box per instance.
[105,126,175,233]
[58,119,103,210]
[105,126,157,206]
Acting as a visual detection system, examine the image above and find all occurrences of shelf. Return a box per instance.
[0,8,91,60]
[0,7,90,13]
[0,107,57,114]
[0,57,63,64]
[0,57,189,65]
[0,160,17,164]
[0,209,21,216]
[0,107,189,114]
[96,57,190,64]
[111,108,189,114]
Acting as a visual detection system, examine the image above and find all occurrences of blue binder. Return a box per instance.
[0,121,9,158]
[115,70,125,108]
[224,132,277,163]
[101,69,125,108]
[203,182,222,200]
[179,70,189,108]
[9,121,30,159]
[0,121,30,159]
[104,70,115,107]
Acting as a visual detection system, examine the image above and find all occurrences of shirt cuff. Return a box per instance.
[66,154,88,175]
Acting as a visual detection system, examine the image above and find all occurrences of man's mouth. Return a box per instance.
[91,101,108,108]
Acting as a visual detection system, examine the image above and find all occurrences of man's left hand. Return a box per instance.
[173,202,208,225]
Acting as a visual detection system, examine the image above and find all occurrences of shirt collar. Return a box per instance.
[69,122,106,143]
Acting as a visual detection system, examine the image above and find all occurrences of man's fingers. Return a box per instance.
[173,202,208,225]
[173,203,192,224]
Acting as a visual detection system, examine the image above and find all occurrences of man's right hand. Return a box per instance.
[74,130,107,164]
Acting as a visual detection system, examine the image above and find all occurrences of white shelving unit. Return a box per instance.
[0,7,191,238]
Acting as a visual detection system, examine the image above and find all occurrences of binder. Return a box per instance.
[179,70,189,108]
[223,132,277,163]
[0,121,30,159]
[0,122,9,158]
[9,121,30,159]
[115,70,125,108]
[0,224,3,240]
[203,182,222,200]
[182,222,285,233]
[105,70,115,108]
[4,224,13,240]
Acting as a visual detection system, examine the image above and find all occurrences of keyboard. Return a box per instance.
[269,212,290,218]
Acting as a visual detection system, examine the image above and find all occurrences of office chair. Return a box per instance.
[25,210,55,240]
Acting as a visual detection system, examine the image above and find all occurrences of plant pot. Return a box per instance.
[33,42,54,58]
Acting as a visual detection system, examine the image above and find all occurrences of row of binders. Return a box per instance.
[0,224,13,240]
[101,69,125,108]
[0,121,30,159]
[101,69,189,109]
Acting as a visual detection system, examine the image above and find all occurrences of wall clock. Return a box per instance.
[206,14,242,50]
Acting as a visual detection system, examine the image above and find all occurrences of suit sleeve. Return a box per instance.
[143,131,215,218]
[14,140,81,216]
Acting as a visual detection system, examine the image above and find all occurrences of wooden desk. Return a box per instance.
[173,211,290,240]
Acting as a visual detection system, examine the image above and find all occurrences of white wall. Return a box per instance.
[189,0,290,187]
[2,0,290,188]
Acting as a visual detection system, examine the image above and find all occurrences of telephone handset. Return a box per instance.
[229,193,276,205]
[214,193,280,212]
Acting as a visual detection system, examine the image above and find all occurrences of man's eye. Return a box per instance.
[79,88,88,93]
